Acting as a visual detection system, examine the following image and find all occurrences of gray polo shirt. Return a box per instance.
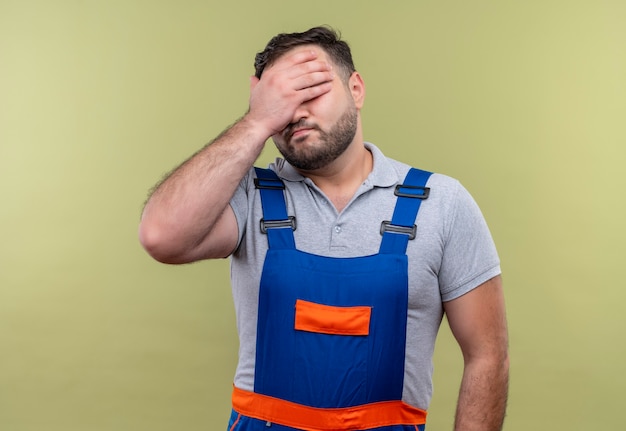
[228,142,501,411]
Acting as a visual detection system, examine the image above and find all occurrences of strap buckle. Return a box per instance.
[260,216,297,234]
[254,177,285,190]
[380,221,417,240]
[394,184,430,199]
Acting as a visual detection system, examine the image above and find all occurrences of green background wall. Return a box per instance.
[1,1,624,429]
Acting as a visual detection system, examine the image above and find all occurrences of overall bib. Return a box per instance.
[229,167,432,431]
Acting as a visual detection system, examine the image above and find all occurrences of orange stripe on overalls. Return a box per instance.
[232,386,427,431]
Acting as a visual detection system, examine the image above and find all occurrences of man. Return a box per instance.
[139,26,509,431]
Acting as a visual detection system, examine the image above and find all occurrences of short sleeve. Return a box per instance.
[229,169,254,251]
[439,182,501,302]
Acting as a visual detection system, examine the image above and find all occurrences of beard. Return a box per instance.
[274,106,358,171]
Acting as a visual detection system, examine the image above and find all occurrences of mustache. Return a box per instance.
[283,120,321,140]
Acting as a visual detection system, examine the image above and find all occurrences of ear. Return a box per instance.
[348,72,366,109]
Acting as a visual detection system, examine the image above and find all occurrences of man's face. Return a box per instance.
[270,47,359,171]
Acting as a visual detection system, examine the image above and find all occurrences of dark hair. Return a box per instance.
[254,26,356,81]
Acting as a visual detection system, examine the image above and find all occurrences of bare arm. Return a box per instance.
[139,49,334,264]
[444,275,509,431]
[139,118,267,263]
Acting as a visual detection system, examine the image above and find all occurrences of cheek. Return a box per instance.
[314,98,350,124]
[271,134,290,151]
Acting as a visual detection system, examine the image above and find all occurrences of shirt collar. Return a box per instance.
[272,142,399,188]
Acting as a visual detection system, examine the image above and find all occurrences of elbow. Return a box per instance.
[138,207,236,263]
[502,350,511,380]
[490,345,510,372]
[488,347,510,380]
[497,335,510,373]
[138,219,183,264]
[463,343,510,376]
[496,350,510,382]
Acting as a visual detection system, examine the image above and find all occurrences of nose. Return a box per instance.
[291,103,310,125]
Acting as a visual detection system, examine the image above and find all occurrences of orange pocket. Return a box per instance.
[294,299,371,336]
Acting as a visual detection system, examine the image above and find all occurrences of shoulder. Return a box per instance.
[367,142,462,191]
[380,158,464,207]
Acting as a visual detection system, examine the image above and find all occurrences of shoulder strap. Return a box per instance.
[254,167,296,250]
[379,168,433,255]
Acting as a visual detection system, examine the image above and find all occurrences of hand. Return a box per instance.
[246,49,335,138]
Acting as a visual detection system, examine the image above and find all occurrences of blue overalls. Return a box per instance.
[229,167,432,431]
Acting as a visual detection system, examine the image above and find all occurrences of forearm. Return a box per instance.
[139,115,268,261]
[453,355,509,431]
[139,49,335,263]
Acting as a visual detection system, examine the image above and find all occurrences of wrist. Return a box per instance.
[240,112,273,139]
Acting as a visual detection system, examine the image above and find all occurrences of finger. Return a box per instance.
[297,81,333,103]
[271,51,333,78]
[288,58,333,79]
[293,70,335,91]
[283,49,321,67]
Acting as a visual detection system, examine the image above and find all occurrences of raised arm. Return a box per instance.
[139,49,335,264]
[443,275,509,431]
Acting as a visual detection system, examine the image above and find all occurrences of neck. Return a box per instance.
[298,136,373,212]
